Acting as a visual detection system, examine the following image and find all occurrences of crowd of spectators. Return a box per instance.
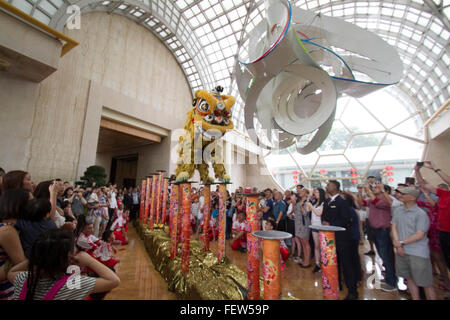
[1,159,448,300]
[0,169,135,300]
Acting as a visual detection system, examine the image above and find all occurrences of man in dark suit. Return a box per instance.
[321,180,359,300]
[123,188,133,217]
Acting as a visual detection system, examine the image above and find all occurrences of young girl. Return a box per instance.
[110,205,128,245]
[231,212,250,253]
[8,228,120,300]
[196,205,219,242]
[265,218,289,270]
[97,230,120,269]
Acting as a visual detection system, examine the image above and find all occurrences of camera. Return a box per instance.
[416,161,424,167]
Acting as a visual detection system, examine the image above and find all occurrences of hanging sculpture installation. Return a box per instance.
[234,0,403,153]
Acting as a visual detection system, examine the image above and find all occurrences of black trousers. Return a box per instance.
[131,204,139,221]
[286,218,296,238]
[277,219,287,232]
[336,238,359,296]
[226,216,233,238]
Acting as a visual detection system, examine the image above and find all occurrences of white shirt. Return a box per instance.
[358,208,368,221]
[311,203,323,226]
[287,203,294,218]
[54,211,66,228]
[110,210,125,230]
[132,192,139,204]
[329,193,340,203]
[390,195,403,210]
[89,193,99,203]
[109,191,117,209]
[199,196,204,212]
[191,203,199,217]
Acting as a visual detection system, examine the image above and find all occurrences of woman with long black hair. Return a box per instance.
[341,191,363,285]
[306,188,326,273]
[1,170,34,193]
[296,188,312,268]
[8,228,120,300]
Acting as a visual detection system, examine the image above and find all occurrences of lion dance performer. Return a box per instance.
[175,85,235,183]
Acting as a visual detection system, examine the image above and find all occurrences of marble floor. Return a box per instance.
[106,225,449,300]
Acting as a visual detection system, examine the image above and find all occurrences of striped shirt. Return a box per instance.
[12,271,96,300]
[0,223,15,300]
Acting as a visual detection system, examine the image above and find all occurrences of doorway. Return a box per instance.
[110,154,138,188]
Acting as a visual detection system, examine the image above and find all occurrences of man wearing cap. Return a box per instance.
[391,186,436,300]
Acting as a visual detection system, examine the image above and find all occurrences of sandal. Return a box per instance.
[299,263,311,268]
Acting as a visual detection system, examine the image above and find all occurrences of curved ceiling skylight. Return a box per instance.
[6,0,449,130]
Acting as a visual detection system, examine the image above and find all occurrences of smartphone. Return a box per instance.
[405,177,415,185]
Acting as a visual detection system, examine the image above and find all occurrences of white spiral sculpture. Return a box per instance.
[234,0,403,153]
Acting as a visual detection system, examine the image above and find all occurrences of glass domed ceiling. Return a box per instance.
[7,0,449,125]
[6,0,449,189]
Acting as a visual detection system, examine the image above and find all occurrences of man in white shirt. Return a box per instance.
[107,185,118,221]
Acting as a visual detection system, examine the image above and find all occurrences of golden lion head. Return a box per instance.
[190,86,235,139]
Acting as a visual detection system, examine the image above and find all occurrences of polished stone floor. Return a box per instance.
[106,225,448,300]
[105,226,176,300]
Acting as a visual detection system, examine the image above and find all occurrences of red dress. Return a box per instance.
[110,212,128,245]
[417,200,441,252]
[280,240,289,271]
[199,219,219,241]
[231,220,250,250]
[76,233,118,270]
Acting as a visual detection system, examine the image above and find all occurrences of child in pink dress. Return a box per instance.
[110,207,128,245]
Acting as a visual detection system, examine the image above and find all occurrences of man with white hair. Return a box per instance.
[273,191,287,232]
[391,187,436,300]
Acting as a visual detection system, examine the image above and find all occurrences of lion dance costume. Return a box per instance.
[175,86,235,182]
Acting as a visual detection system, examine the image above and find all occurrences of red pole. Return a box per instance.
[180,182,192,275]
[262,238,281,300]
[252,230,292,300]
[143,177,151,226]
[155,172,162,226]
[319,230,339,300]
[217,183,227,262]
[139,179,146,221]
[177,187,182,249]
[170,184,179,259]
[149,174,157,230]
[202,184,211,251]
[246,194,260,300]
[161,178,169,228]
